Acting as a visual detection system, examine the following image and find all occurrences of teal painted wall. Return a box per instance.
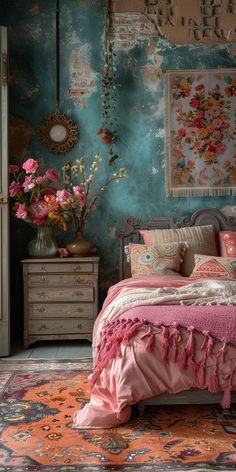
[1,1,236,341]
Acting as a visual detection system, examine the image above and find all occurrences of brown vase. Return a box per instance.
[66,231,95,257]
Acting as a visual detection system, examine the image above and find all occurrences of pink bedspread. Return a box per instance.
[73,275,236,429]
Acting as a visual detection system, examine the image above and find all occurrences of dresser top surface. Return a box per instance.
[21,256,100,263]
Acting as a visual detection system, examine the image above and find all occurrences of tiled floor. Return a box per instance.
[3,340,92,359]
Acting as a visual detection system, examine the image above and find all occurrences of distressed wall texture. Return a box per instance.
[1,0,236,340]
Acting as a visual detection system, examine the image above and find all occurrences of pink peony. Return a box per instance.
[57,247,71,258]
[16,203,27,219]
[36,175,47,185]
[22,157,38,174]
[46,168,59,182]
[8,164,19,174]
[9,181,23,197]
[56,189,73,208]
[23,175,36,192]
[73,186,87,207]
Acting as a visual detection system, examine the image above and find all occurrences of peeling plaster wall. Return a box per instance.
[1,0,236,342]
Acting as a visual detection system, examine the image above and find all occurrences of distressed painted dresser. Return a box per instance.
[21,257,99,348]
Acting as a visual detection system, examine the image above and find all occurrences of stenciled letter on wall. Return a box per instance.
[164,69,236,197]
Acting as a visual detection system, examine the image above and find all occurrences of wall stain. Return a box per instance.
[9,116,33,160]
[29,4,39,16]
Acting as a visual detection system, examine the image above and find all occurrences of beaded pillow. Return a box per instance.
[219,231,236,257]
[190,254,236,279]
[128,242,186,277]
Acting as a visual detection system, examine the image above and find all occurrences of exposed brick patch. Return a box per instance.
[110,0,236,45]
[111,13,156,50]
[66,46,98,107]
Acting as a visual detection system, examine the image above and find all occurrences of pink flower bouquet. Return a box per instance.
[9,157,87,230]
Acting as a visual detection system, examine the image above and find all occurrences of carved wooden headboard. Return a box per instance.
[119,208,236,281]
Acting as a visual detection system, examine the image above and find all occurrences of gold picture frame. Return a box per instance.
[40,110,78,155]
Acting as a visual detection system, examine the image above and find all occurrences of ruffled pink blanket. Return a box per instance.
[73,275,236,430]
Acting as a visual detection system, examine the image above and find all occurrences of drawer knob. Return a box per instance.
[40,265,47,272]
[73,265,82,272]
[39,324,47,330]
[77,307,83,313]
[77,324,82,329]
[74,277,83,284]
[38,292,47,299]
[75,291,83,296]
[41,276,46,282]
[36,307,45,313]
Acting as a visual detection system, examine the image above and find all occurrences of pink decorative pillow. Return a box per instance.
[190,254,236,279]
[128,242,186,277]
[219,231,236,257]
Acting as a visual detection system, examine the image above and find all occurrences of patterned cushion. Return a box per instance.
[190,254,236,279]
[128,242,186,277]
[219,231,236,257]
[140,225,218,277]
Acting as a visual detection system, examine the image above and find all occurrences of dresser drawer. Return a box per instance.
[28,287,94,302]
[29,303,94,318]
[28,273,94,287]
[29,318,94,334]
[27,263,93,273]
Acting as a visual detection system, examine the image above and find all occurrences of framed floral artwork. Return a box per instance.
[164,69,236,197]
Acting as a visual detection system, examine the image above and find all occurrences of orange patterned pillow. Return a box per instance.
[128,242,186,277]
[219,231,236,257]
[190,254,236,279]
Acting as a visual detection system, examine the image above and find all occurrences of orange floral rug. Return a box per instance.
[0,358,236,471]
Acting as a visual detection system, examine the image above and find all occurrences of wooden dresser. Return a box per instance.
[21,257,99,348]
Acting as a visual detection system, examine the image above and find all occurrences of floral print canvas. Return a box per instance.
[165,69,236,197]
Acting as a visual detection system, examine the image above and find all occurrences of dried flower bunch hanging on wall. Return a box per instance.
[99,0,119,165]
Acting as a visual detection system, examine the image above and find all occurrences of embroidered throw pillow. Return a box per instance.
[140,225,218,277]
[190,254,236,279]
[128,242,186,277]
[219,231,236,257]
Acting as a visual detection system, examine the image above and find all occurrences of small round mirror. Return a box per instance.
[49,123,68,143]
[40,110,78,154]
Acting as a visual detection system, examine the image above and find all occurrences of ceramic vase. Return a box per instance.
[66,231,95,256]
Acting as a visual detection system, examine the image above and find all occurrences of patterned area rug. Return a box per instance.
[0,359,236,472]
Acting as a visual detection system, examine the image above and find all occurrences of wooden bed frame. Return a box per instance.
[119,207,236,412]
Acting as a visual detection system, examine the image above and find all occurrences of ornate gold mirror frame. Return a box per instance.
[40,110,78,154]
[40,0,78,155]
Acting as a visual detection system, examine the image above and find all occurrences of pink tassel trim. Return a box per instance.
[160,325,169,363]
[221,370,235,409]
[91,317,235,409]
[169,323,181,363]
[208,366,219,393]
